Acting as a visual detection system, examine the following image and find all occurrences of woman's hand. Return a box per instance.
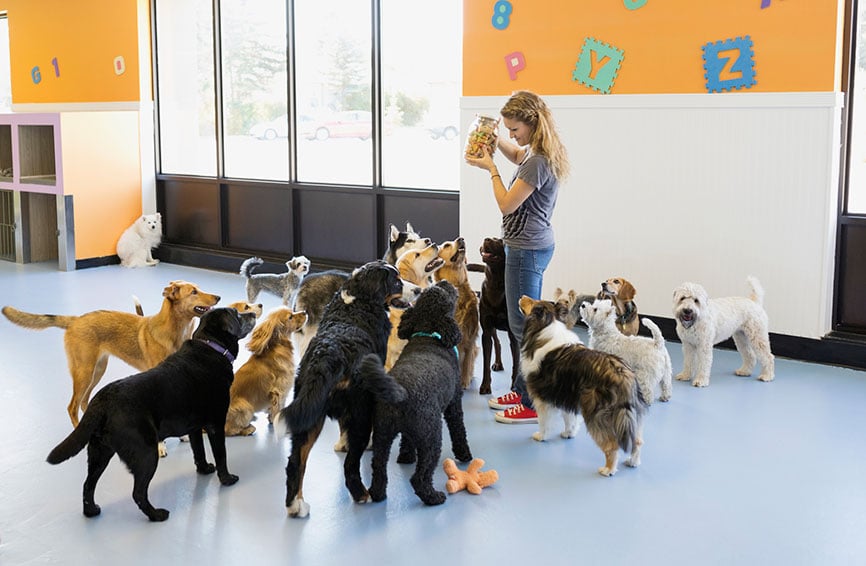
[465,146,496,172]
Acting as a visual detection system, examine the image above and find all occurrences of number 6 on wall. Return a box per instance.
[31,66,41,84]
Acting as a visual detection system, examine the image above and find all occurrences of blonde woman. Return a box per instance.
[465,90,570,424]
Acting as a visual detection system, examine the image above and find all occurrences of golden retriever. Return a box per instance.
[225,306,307,436]
[2,280,220,427]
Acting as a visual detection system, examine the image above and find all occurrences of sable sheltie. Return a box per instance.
[519,296,648,477]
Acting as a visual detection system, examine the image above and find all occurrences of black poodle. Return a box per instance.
[359,280,473,506]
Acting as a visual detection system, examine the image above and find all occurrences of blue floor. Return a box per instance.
[1,260,865,565]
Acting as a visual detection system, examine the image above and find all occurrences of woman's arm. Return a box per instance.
[497,137,526,165]
[488,170,535,215]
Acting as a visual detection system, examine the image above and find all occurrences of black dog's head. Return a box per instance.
[479,237,505,268]
[343,260,421,308]
[397,280,461,348]
[193,307,257,356]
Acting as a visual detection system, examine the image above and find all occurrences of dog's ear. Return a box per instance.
[618,279,637,301]
[163,281,182,300]
[389,224,399,243]
[396,304,418,339]
[406,222,415,234]
[246,308,288,355]
[554,301,570,323]
[437,318,462,349]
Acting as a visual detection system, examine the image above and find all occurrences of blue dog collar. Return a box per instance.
[410,331,459,358]
[198,339,236,363]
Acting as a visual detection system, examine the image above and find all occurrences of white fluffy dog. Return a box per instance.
[672,277,775,387]
[116,213,162,268]
[580,298,672,403]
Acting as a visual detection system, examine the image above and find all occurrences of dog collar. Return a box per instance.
[411,332,459,358]
[617,301,637,325]
[198,339,236,363]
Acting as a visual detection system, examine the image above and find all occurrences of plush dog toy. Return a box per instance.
[443,458,499,495]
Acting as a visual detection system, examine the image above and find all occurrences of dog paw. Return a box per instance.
[598,466,617,477]
[560,430,576,439]
[531,431,546,442]
[353,492,372,504]
[83,503,101,517]
[422,491,447,506]
[287,498,310,518]
[758,373,775,382]
[491,362,504,371]
[479,384,492,395]
[158,442,168,458]
[219,473,239,486]
[196,462,216,475]
[692,379,709,388]
[369,487,386,502]
[734,367,752,377]
[625,457,640,468]
[675,373,690,382]
[148,508,170,522]
[659,393,671,402]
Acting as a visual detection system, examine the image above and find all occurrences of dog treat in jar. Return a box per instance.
[464,114,500,159]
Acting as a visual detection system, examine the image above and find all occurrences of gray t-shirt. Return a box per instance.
[501,153,558,249]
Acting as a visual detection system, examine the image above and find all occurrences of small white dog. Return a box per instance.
[580,298,672,403]
[116,213,162,268]
[240,255,310,306]
[672,277,775,387]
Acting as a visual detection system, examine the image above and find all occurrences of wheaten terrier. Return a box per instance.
[580,298,672,403]
[672,277,775,387]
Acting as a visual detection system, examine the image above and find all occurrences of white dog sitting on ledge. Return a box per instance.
[116,213,162,268]
[672,276,775,387]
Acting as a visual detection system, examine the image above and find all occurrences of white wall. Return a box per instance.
[460,92,845,339]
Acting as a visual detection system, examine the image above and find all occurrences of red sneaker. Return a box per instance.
[494,404,538,424]
[488,391,522,410]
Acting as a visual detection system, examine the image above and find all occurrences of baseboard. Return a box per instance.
[75,255,121,269]
[154,243,356,275]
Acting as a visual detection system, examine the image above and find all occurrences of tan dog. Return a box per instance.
[597,277,639,336]
[385,243,443,370]
[2,281,220,427]
[434,237,479,389]
[225,306,307,436]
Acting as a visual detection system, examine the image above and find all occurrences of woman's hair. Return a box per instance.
[500,90,570,181]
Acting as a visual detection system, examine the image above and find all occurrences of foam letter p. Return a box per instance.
[505,51,526,81]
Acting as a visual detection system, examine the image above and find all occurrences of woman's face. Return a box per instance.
[502,117,533,147]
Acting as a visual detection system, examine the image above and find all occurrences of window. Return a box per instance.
[294,0,373,186]
[155,0,217,176]
[381,0,462,190]
[221,0,288,180]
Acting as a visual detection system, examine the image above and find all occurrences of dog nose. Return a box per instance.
[423,238,431,245]
[215,295,221,302]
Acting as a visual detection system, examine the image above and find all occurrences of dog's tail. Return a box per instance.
[132,295,144,316]
[746,276,765,306]
[280,349,354,433]
[358,353,408,405]
[47,409,103,464]
[641,317,665,350]
[612,377,648,454]
[240,256,263,279]
[466,263,485,273]
[2,306,77,330]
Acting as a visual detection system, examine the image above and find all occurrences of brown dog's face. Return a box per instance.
[437,237,466,265]
[479,237,505,266]
[227,301,264,319]
[396,243,444,286]
[163,281,221,316]
[599,277,636,302]
[519,296,570,326]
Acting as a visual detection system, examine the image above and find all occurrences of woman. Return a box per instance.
[465,90,570,424]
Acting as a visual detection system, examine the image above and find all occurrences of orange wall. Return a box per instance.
[3,0,142,104]
[464,0,839,96]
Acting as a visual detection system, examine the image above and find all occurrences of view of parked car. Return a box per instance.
[305,111,373,141]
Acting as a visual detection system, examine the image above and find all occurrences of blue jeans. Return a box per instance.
[504,244,554,410]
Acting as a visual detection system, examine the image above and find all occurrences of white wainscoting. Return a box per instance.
[460,92,845,339]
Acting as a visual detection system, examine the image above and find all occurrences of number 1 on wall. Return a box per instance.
[51,57,60,77]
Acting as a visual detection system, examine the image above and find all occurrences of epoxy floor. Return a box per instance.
[1,260,865,565]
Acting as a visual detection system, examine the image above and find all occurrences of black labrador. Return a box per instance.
[46,307,257,522]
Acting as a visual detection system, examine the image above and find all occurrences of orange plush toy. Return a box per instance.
[443,458,499,495]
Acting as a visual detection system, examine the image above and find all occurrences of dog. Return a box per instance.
[240,255,310,305]
[359,281,473,506]
[385,243,444,370]
[46,307,257,521]
[552,287,596,329]
[519,296,647,477]
[280,260,420,518]
[116,213,162,268]
[672,277,775,387]
[580,298,672,403]
[292,269,350,358]
[135,298,262,320]
[382,222,431,265]
[434,237,480,390]
[467,237,519,395]
[2,281,221,427]
[225,306,307,436]
[597,277,640,336]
